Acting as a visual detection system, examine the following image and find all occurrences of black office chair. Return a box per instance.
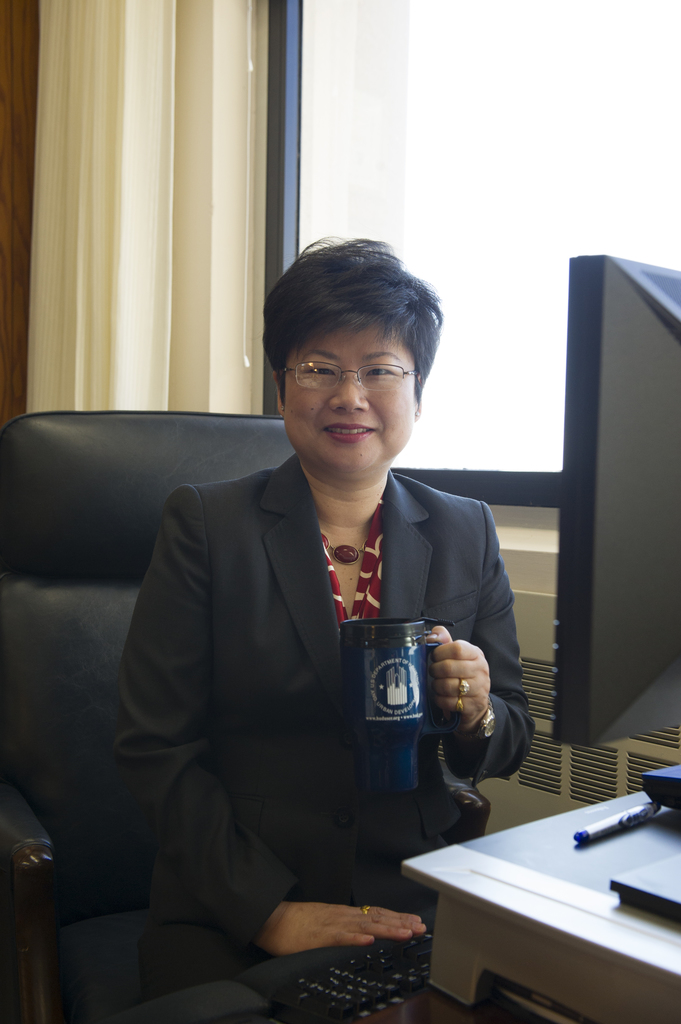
[0,410,489,1024]
[0,411,295,1024]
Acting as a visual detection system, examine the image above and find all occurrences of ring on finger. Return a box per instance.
[455,678,469,713]
[360,905,371,915]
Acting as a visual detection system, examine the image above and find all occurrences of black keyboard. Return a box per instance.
[271,934,433,1024]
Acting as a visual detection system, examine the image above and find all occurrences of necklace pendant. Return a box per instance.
[333,544,360,564]
[321,532,363,565]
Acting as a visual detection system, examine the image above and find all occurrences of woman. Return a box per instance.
[115,239,534,999]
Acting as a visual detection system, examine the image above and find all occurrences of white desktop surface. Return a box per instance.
[403,793,681,1024]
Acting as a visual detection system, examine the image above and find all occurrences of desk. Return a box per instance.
[403,793,681,1024]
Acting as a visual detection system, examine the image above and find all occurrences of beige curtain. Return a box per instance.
[169,0,266,415]
[28,0,176,411]
[27,0,268,416]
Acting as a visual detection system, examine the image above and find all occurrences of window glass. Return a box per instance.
[300,0,681,470]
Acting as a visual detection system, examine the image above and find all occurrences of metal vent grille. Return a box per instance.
[629,726,681,749]
[626,753,678,795]
[519,735,562,795]
[521,659,556,722]
[569,745,618,805]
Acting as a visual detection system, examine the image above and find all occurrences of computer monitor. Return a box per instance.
[555,254,681,745]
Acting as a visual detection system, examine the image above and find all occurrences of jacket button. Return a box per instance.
[334,808,355,828]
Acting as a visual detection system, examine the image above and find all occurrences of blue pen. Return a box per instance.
[574,801,660,845]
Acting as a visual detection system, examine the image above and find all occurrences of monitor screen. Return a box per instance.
[555,255,681,745]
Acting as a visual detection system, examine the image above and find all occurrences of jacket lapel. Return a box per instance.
[261,457,344,714]
[380,472,432,618]
[260,460,433,714]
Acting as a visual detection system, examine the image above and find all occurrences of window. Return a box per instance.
[299,0,681,472]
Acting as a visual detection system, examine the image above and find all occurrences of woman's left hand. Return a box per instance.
[427,627,491,735]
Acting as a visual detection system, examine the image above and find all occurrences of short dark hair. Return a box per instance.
[263,238,443,402]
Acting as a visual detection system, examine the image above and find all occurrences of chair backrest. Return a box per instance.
[0,411,294,926]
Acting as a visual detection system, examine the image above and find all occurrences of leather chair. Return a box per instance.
[0,410,489,1024]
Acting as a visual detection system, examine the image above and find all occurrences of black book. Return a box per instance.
[611,852,681,924]
[642,764,681,810]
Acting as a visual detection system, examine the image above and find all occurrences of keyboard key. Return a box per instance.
[271,933,433,1024]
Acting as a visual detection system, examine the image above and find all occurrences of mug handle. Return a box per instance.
[422,641,460,734]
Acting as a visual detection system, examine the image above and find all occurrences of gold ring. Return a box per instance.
[360,905,371,915]
[456,679,468,712]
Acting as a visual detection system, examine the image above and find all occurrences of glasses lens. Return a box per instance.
[295,362,341,388]
[358,365,404,390]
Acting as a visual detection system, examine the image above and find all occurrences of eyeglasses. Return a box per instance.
[284,361,419,392]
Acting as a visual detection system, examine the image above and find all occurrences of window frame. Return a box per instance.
[263,0,302,415]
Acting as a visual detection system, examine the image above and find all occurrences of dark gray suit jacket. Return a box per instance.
[115,456,533,949]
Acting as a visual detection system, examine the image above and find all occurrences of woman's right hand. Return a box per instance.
[253,901,426,956]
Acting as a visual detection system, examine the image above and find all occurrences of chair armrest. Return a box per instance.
[441,768,491,843]
[0,783,63,1024]
[0,781,53,868]
[98,980,270,1024]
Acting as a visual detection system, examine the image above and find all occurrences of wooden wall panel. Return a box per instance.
[0,2,12,419]
[0,0,38,427]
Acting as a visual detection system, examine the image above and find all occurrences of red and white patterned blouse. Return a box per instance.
[323,499,383,626]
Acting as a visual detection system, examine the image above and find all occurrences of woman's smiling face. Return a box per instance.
[279,327,421,488]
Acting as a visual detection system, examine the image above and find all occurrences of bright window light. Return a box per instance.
[300,0,681,471]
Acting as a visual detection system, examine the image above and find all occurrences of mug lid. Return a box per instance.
[340,617,429,643]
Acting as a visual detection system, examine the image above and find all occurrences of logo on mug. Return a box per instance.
[368,656,422,720]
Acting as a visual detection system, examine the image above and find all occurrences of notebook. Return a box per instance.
[641,763,681,809]
[611,852,681,923]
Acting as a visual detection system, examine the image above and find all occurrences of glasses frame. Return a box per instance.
[283,361,420,392]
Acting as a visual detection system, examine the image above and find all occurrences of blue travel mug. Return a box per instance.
[340,617,460,792]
